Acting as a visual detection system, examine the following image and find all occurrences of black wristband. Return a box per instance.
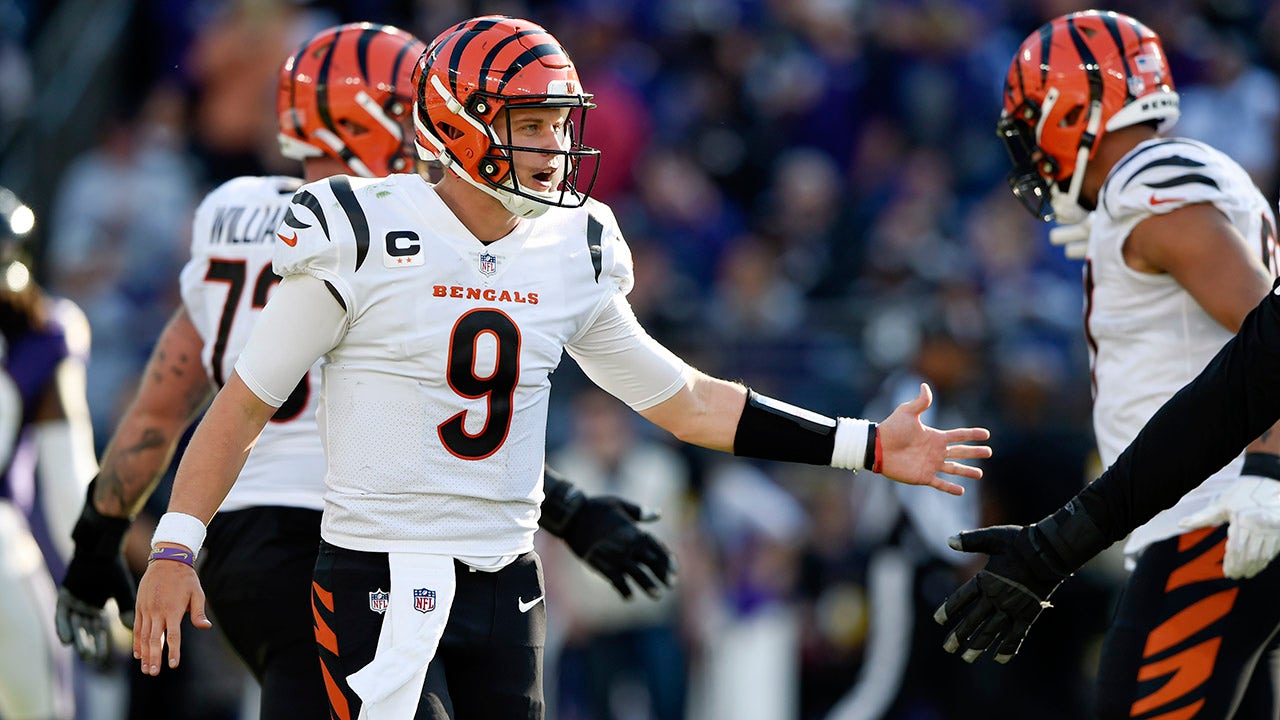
[1242,452,1280,480]
[733,390,837,465]
[1032,500,1109,576]
[72,478,131,558]
[538,466,586,536]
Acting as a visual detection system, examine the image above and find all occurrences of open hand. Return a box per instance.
[878,383,991,495]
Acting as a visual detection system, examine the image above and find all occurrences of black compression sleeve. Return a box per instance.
[1075,281,1280,545]
[732,390,837,465]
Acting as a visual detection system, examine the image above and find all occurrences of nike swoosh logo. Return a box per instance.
[277,231,298,247]
[517,595,544,613]
[1148,194,1184,206]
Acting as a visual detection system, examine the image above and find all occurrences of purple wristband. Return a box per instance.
[148,545,196,567]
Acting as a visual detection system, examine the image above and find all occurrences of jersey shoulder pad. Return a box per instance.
[582,198,634,295]
[1101,138,1236,219]
[272,174,385,281]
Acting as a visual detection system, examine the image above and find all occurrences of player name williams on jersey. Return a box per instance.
[203,176,303,246]
[271,172,685,559]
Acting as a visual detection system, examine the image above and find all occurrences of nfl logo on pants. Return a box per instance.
[414,588,436,613]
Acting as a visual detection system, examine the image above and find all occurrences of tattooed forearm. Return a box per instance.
[153,345,213,420]
[94,428,174,517]
[90,309,213,518]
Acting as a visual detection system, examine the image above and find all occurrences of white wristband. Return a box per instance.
[831,418,872,471]
[151,512,207,557]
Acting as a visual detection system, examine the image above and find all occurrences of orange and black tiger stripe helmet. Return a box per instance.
[999,11,1179,221]
[412,16,600,218]
[277,23,426,177]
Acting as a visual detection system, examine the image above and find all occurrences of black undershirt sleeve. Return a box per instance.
[1074,280,1280,549]
[537,465,584,537]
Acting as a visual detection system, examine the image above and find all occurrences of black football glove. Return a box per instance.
[539,469,677,600]
[55,479,136,667]
[562,496,677,600]
[934,504,1105,664]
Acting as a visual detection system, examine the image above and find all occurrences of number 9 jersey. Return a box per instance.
[178,175,327,513]
[254,173,687,559]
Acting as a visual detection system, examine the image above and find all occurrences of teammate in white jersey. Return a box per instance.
[934,11,1280,718]
[133,16,991,719]
[54,22,675,720]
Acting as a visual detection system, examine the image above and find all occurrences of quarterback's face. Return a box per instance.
[496,106,572,193]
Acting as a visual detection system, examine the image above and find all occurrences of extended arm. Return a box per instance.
[936,281,1280,663]
[569,296,990,494]
[642,375,988,494]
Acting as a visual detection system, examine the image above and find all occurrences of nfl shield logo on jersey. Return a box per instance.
[478,251,498,277]
[368,588,390,614]
[414,588,436,613]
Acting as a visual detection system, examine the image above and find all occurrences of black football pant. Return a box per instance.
[200,506,329,720]
[1096,524,1280,719]
[311,541,546,719]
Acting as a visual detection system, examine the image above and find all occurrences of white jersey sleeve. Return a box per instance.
[564,199,687,411]
[234,274,346,406]
[567,294,688,411]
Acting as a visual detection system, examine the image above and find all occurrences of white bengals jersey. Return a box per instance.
[1085,137,1279,557]
[179,175,327,513]
[264,173,686,558]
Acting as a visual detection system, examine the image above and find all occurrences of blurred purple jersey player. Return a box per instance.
[0,185,97,719]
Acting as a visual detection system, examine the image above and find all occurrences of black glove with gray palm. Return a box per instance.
[56,479,136,667]
[540,468,677,599]
[934,503,1105,663]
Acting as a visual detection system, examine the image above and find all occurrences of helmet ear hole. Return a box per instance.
[1059,106,1083,128]
[436,122,464,141]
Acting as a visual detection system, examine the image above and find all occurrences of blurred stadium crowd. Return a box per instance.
[2,0,1279,718]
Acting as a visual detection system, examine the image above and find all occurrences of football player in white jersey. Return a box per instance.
[934,11,1280,718]
[54,22,674,720]
[132,15,991,719]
